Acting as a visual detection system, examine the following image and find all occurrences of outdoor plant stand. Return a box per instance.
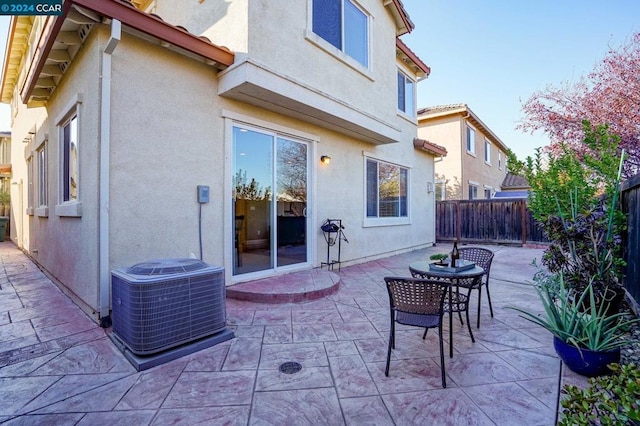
[320,219,348,271]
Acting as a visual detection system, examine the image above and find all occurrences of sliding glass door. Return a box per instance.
[232,125,309,276]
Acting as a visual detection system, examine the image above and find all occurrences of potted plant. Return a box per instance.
[559,363,640,425]
[0,190,9,217]
[429,253,448,266]
[525,123,628,314]
[509,273,638,377]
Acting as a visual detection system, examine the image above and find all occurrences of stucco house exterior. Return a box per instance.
[1,0,441,325]
[417,104,509,200]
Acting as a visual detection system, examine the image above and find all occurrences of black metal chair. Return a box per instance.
[384,277,448,388]
[457,247,495,328]
[408,269,477,356]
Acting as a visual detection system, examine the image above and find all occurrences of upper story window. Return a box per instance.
[484,139,491,164]
[397,70,415,116]
[466,126,475,154]
[498,151,502,170]
[366,158,408,219]
[312,0,369,67]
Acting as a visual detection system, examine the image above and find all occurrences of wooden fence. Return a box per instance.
[435,173,639,305]
[621,173,640,306]
[435,199,548,245]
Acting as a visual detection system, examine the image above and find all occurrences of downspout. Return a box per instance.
[99,19,121,327]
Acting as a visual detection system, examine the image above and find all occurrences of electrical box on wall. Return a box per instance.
[197,185,210,204]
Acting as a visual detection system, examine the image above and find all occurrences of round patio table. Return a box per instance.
[408,261,485,358]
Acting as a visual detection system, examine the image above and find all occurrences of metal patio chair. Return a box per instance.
[457,247,495,328]
[384,277,448,388]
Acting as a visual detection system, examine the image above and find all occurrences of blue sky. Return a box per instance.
[2,3,639,160]
[401,0,640,160]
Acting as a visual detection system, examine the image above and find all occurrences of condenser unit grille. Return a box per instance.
[112,260,226,355]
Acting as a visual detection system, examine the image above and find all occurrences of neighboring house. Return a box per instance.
[417,104,509,200]
[0,131,10,218]
[494,173,530,199]
[0,0,442,324]
[0,131,10,192]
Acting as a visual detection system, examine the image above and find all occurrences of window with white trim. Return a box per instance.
[26,155,33,215]
[435,180,446,201]
[484,139,491,164]
[466,126,475,154]
[468,182,478,200]
[397,70,415,116]
[498,151,502,170]
[61,114,78,202]
[484,187,492,199]
[312,0,369,67]
[37,145,47,207]
[366,158,408,218]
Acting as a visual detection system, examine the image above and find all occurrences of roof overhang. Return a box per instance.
[384,0,415,36]
[1,0,234,106]
[396,38,430,80]
[413,137,447,157]
[219,59,402,145]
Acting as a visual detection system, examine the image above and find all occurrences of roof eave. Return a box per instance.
[17,0,235,105]
[413,137,448,157]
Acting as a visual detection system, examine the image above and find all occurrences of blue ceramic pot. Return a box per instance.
[553,336,620,377]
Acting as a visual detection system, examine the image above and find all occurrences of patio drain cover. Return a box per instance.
[279,361,302,374]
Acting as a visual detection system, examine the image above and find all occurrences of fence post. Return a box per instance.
[520,201,527,245]
[455,200,461,242]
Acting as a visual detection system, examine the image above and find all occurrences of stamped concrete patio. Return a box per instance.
[0,241,588,425]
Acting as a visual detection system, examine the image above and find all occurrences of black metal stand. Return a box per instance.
[320,219,348,271]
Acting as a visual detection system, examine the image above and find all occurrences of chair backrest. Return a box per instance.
[384,277,448,316]
[458,247,494,278]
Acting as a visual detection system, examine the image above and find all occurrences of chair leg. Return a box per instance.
[476,286,482,329]
[423,328,428,339]
[465,302,475,343]
[385,327,394,376]
[486,283,494,317]
[439,324,446,388]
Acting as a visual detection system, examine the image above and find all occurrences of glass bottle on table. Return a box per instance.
[451,239,459,267]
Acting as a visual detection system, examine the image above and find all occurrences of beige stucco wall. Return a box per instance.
[6,6,435,320]
[417,116,464,199]
[153,0,401,130]
[8,26,103,312]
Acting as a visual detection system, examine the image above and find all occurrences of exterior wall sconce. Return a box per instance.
[320,155,331,165]
[426,182,434,193]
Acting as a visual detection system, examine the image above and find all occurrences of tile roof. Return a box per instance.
[501,173,530,189]
[413,138,447,157]
[417,103,467,115]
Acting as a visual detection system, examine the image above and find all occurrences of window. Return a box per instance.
[466,126,475,154]
[484,139,491,164]
[397,70,415,116]
[37,145,47,207]
[468,183,478,200]
[484,188,492,199]
[312,0,369,67]
[26,155,33,215]
[62,115,78,202]
[435,180,446,201]
[498,152,502,170]
[366,158,408,218]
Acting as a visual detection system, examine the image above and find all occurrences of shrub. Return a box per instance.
[560,363,640,425]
